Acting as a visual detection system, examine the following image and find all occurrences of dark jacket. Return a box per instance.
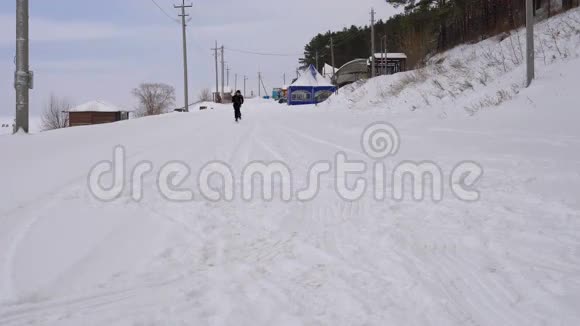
[232,94,244,108]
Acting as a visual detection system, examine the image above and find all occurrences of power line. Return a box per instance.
[150,0,179,23]
[224,47,302,57]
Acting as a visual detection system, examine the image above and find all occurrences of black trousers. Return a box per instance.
[234,106,242,121]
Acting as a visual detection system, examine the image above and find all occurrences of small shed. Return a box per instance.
[288,65,337,106]
[67,100,131,127]
[368,53,408,76]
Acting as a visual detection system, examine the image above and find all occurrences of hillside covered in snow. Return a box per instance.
[325,8,580,116]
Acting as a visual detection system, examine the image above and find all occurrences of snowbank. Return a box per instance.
[325,8,580,117]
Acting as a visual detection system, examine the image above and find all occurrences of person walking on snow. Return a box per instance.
[232,90,244,122]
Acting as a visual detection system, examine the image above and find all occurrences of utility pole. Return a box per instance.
[283,73,286,85]
[330,36,336,81]
[370,8,376,78]
[227,65,230,87]
[380,35,384,76]
[258,72,261,97]
[526,0,535,87]
[385,34,389,75]
[315,50,319,72]
[235,73,238,91]
[220,46,225,98]
[260,77,268,97]
[212,41,219,102]
[383,35,389,75]
[15,0,32,133]
[244,75,248,97]
[175,0,192,112]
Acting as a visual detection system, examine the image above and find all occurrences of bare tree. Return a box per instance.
[41,94,71,131]
[198,88,212,102]
[132,83,176,117]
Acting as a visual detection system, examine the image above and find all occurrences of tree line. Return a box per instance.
[301,0,579,70]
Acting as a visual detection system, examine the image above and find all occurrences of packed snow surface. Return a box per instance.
[1,9,579,326]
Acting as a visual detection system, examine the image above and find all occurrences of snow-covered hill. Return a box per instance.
[326,8,580,117]
[0,9,579,326]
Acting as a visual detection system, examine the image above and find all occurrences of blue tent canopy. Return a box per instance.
[288,65,337,106]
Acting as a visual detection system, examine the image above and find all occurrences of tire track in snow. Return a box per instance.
[0,274,185,325]
[0,118,220,303]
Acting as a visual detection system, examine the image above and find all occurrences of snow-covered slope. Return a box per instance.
[0,10,579,326]
[326,8,580,117]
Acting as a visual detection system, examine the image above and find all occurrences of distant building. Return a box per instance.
[67,100,132,127]
[368,53,408,76]
[213,86,233,103]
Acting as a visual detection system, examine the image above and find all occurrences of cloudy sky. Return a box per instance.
[0,0,398,118]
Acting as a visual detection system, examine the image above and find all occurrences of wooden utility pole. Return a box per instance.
[235,73,238,91]
[386,36,389,75]
[15,0,32,133]
[244,75,248,97]
[370,8,376,78]
[212,41,219,102]
[258,72,261,97]
[381,36,384,76]
[526,0,535,87]
[174,0,192,112]
[220,46,225,98]
[226,65,230,87]
[260,76,268,97]
[315,51,319,72]
[330,36,336,80]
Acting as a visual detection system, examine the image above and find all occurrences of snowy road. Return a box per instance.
[1,62,580,325]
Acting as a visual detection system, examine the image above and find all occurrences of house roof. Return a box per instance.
[68,100,132,113]
[291,65,334,87]
[370,53,408,59]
